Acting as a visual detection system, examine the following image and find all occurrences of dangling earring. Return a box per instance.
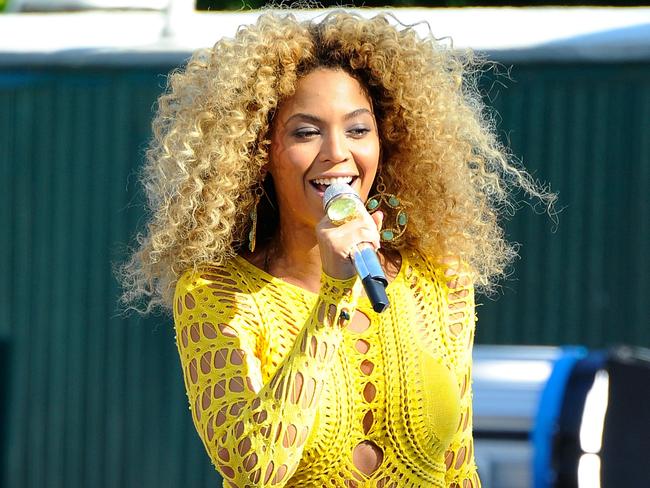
[365,174,408,243]
[248,181,265,253]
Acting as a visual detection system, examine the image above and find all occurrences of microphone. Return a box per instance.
[323,183,390,313]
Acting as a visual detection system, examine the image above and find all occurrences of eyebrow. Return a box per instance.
[286,108,373,124]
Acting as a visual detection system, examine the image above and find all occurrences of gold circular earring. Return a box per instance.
[365,174,408,243]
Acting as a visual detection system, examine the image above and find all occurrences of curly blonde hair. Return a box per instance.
[118,9,555,313]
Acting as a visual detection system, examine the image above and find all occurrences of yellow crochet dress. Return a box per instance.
[173,249,481,488]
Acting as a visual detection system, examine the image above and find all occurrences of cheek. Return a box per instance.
[270,141,310,176]
[271,148,315,196]
[285,145,310,167]
[355,145,380,175]
[354,135,380,161]
[275,144,316,180]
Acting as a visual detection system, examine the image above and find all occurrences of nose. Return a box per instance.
[320,130,350,163]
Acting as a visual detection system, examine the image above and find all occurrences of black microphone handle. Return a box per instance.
[361,275,390,313]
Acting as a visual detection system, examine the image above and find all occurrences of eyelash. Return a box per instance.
[293,127,371,139]
[348,127,370,137]
[294,129,319,139]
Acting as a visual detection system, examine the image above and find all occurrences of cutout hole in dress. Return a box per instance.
[347,311,371,333]
[352,440,384,476]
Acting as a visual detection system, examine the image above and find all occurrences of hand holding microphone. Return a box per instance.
[321,183,390,313]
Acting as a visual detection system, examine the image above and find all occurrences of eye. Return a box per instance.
[347,126,371,138]
[293,128,320,139]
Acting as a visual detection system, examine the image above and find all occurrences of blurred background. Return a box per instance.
[0,1,648,487]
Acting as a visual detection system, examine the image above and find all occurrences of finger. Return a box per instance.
[371,210,384,231]
[326,223,380,250]
[354,226,381,252]
[317,213,340,231]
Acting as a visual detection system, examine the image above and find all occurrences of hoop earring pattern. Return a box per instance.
[365,176,408,243]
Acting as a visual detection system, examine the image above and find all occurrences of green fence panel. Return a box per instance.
[476,63,650,348]
[0,61,648,487]
[0,68,221,488]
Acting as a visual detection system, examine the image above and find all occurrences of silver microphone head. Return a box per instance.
[323,183,360,210]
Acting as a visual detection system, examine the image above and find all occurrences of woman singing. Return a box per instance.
[120,9,553,488]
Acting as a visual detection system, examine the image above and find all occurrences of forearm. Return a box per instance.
[176,270,360,487]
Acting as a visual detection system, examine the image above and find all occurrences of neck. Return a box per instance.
[265,219,323,293]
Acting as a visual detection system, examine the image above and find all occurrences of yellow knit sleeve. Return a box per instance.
[439,258,482,488]
[173,264,360,488]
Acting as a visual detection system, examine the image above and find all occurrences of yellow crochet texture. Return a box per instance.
[173,249,481,488]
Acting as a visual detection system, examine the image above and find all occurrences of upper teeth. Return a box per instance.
[312,176,354,186]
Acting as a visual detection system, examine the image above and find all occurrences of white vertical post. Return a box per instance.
[163,0,194,38]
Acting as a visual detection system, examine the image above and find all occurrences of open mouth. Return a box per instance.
[309,175,358,194]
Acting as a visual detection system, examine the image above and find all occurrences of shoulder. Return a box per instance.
[175,258,243,292]
[405,249,475,291]
[173,257,253,316]
[406,251,477,359]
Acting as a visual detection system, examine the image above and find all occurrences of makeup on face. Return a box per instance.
[268,68,381,228]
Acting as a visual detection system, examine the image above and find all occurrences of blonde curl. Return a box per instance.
[118,9,556,314]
